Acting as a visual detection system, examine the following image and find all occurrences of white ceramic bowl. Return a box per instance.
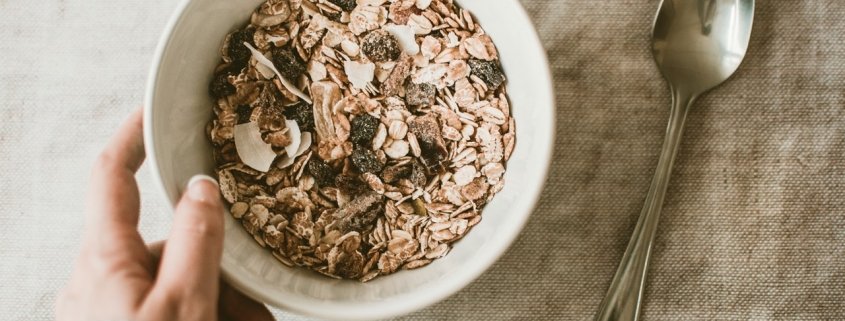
[144,0,554,319]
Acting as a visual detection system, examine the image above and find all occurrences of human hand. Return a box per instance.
[55,109,274,321]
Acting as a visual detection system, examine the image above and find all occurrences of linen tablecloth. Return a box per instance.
[2,0,844,320]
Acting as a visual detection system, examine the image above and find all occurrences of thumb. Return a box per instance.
[154,175,225,299]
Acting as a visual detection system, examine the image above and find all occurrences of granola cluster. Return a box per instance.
[206,0,514,281]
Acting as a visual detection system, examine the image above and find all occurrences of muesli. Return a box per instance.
[206,0,514,281]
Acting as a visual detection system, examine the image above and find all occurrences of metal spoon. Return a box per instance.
[595,1,754,320]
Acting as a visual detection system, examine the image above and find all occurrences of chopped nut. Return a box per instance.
[405,81,436,106]
[380,53,414,96]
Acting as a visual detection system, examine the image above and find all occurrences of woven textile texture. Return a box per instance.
[1,0,844,320]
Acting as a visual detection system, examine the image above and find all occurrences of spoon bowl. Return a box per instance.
[652,0,754,95]
[596,1,754,321]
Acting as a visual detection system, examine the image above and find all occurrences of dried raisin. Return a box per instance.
[350,114,379,145]
[336,174,365,194]
[228,28,255,63]
[307,158,336,187]
[209,74,235,99]
[236,104,252,124]
[327,0,356,11]
[468,59,505,89]
[361,30,401,62]
[283,102,315,131]
[350,148,384,174]
[271,45,306,80]
[380,164,411,184]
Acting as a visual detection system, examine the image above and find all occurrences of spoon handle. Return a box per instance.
[595,89,695,321]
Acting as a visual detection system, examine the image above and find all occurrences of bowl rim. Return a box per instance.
[143,0,556,319]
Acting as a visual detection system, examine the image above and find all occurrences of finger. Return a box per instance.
[219,281,275,321]
[85,108,146,241]
[154,175,224,299]
[144,240,166,275]
[147,240,165,260]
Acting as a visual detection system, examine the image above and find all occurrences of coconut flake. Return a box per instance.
[275,132,313,169]
[343,60,375,90]
[416,0,432,9]
[296,132,313,156]
[244,42,312,104]
[384,24,419,55]
[234,122,278,172]
[254,52,275,79]
[284,119,301,157]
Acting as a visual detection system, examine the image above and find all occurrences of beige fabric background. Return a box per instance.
[1,0,844,320]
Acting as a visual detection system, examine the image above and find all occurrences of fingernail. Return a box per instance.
[187,174,220,203]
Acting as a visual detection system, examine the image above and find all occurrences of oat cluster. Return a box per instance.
[206,0,514,281]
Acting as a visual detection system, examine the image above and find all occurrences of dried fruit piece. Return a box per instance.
[271,45,306,80]
[283,102,315,131]
[336,174,366,194]
[380,163,411,183]
[361,29,401,62]
[245,43,312,103]
[350,114,379,145]
[307,157,336,187]
[468,59,505,89]
[405,81,435,106]
[408,115,448,170]
[350,148,384,173]
[327,0,356,11]
[227,28,256,63]
[409,160,427,187]
[235,105,252,125]
[333,192,384,233]
[209,74,236,99]
[380,53,413,96]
